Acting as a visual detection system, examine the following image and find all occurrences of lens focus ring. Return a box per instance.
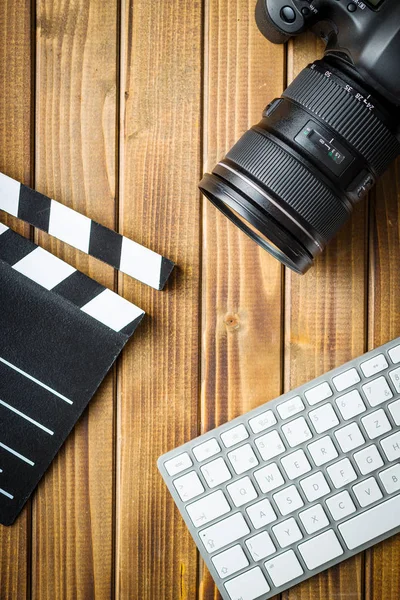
[225,128,350,243]
[283,66,400,177]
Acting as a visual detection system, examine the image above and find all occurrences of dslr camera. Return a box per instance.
[200,0,400,273]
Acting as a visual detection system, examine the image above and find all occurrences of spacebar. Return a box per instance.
[339,494,400,550]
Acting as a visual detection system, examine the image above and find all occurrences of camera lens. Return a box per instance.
[199,58,400,274]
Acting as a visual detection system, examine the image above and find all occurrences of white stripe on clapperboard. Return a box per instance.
[0,469,14,500]
[0,442,34,466]
[0,398,54,436]
[0,356,73,404]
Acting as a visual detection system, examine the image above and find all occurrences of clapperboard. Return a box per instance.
[0,173,174,525]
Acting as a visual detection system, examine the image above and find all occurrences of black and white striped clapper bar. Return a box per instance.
[0,172,174,525]
[0,172,175,291]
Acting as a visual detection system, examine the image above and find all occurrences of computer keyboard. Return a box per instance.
[158,338,400,600]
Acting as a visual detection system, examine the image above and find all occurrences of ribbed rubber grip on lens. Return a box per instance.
[226,129,350,243]
[283,67,400,177]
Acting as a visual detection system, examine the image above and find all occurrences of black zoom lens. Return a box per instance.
[199,58,400,274]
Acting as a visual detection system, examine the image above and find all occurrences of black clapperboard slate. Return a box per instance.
[0,225,147,525]
[0,173,174,525]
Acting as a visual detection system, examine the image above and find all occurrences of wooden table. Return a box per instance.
[0,1,399,599]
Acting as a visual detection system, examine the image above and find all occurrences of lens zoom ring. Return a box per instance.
[226,129,349,242]
[283,68,400,176]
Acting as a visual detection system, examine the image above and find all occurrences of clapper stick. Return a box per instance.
[0,226,145,525]
[0,172,175,290]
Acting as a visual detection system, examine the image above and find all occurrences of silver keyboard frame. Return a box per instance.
[158,337,400,600]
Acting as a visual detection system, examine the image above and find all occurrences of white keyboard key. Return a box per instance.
[225,567,270,600]
[379,464,400,494]
[227,476,257,507]
[265,550,304,588]
[327,458,357,488]
[254,463,284,493]
[309,404,339,434]
[246,498,277,529]
[354,445,383,475]
[282,417,312,448]
[277,396,305,419]
[193,438,221,462]
[380,431,400,461]
[304,382,333,406]
[187,491,230,527]
[201,457,231,488]
[308,436,338,467]
[165,452,192,476]
[361,409,392,440]
[221,424,249,448]
[273,485,304,516]
[245,531,275,561]
[228,444,258,475]
[272,517,303,548]
[336,390,366,420]
[332,368,360,392]
[339,494,400,550]
[212,545,249,579]
[298,530,343,570]
[389,344,400,364]
[248,410,276,434]
[335,423,365,453]
[362,376,393,407]
[326,490,356,520]
[173,471,204,501]
[281,449,311,480]
[255,430,285,461]
[300,504,329,534]
[199,512,250,553]
[389,399,400,425]
[300,471,330,502]
[389,367,400,393]
[361,354,388,378]
[353,477,382,507]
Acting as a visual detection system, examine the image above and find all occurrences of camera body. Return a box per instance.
[256,0,400,106]
[199,0,400,274]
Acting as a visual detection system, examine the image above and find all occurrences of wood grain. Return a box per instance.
[115,1,202,598]
[283,34,366,600]
[365,160,400,600]
[200,1,285,598]
[0,1,32,599]
[33,1,119,598]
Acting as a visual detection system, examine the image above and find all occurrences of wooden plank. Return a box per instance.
[32,2,119,598]
[365,159,400,600]
[283,34,366,600]
[200,1,285,598]
[115,1,203,598]
[0,1,32,598]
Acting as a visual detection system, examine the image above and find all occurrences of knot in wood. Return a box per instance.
[224,313,240,331]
